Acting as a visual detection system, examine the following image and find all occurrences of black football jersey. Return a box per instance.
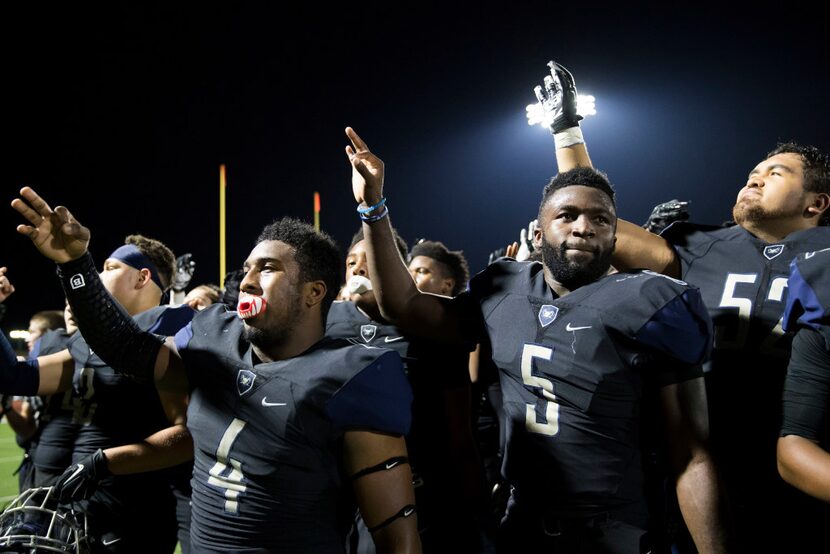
[459,259,710,522]
[661,223,830,438]
[781,248,830,443]
[30,329,78,478]
[663,223,830,547]
[326,301,482,551]
[783,246,830,344]
[176,304,412,553]
[66,304,195,456]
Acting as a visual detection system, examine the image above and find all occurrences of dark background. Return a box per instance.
[3,2,828,332]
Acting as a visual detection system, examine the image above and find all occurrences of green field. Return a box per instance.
[0,421,23,507]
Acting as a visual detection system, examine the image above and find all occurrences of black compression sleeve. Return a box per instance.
[56,252,163,385]
[781,328,830,441]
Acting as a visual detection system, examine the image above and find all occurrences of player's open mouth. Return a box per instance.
[238,294,267,320]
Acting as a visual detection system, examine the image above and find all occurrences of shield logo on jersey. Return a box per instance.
[763,244,785,260]
[538,304,559,327]
[236,369,256,396]
[360,324,377,343]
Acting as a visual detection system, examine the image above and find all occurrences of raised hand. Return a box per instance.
[11,187,90,263]
[488,247,506,265]
[515,219,538,261]
[0,267,14,303]
[532,61,583,134]
[172,253,196,293]
[643,199,691,234]
[345,127,384,206]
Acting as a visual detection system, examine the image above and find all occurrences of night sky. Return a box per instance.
[3,3,828,332]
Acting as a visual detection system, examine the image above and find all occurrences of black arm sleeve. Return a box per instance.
[56,252,163,384]
[781,328,830,442]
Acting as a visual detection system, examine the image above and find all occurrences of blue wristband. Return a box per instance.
[359,206,389,223]
[357,197,387,215]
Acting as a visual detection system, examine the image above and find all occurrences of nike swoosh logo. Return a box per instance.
[384,336,405,343]
[404,507,415,517]
[385,460,400,470]
[65,463,85,483]
[102,538,122,546]
[261,398,287,407]
[565,323,592,332]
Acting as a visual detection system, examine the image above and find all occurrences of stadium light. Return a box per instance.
[525,94,597,127]
[9,330,30,341]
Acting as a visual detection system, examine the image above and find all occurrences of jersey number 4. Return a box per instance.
[521,344,559,436]
[208,418,248,514]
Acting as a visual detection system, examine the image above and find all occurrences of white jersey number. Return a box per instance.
[208,418,247,514]
[716,274,788,353]
[521,344,559,436]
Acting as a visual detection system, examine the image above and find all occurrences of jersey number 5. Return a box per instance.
[208,418,248,514]
[521,344,558,436]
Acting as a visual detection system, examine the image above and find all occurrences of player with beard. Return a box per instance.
[11,187,420,554]
[343,127,727,552]
[327,232,485,553]
[537,60,830,550]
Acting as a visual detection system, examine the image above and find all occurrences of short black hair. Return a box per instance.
[125,234,177,291]
[220,268,246,307]
[767,142,830,226]
[539,166,617,220]
[409,240,470,296]
[257,218,342,321]
[349,227,408,261]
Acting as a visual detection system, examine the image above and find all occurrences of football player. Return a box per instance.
[343,127,727,552]
[778,248,830,502]
[328,232,484,553]
[407,240,469,297]
[539,60,830,550]
[1,232,194,552]
[11,188,421,554]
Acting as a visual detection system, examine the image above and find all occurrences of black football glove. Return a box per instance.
[643,199,690,234]
[55,448,110,502]
[533,61,584,134]
[172,253,196,293]
[488,247,506,265]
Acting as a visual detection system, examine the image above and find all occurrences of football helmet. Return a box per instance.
[0,487,88,553]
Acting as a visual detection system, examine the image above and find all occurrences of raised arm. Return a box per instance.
[11,187,184,388]
[530,61,593,172]
[343,430,420,554]
[534,62,681,277]
[660,376,729,552]
[0,267,14,303]
[345,128,466,343]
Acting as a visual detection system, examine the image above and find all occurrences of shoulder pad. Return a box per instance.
[784,248,830,334]
[469,259,543,300]
[660,221,741,247]
[592,271,712,365]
